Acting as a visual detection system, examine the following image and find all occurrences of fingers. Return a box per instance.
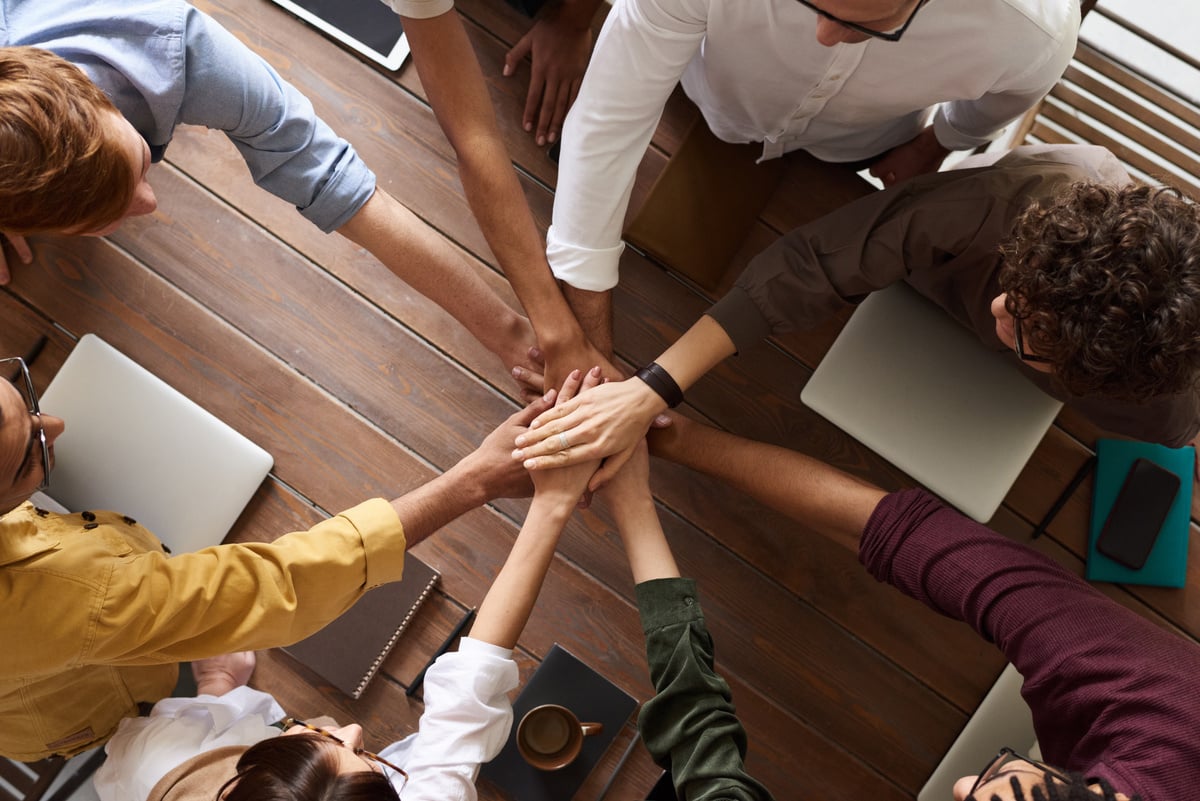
[555,368,586,404]
[588,444,636,492]
[512,364,545,395]
[504,32,533,78]
[511,388,557,427]
[523,65,546,140]
[535,78,563,146]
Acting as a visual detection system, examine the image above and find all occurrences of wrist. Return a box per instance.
[528,493,578,525]
[635,362,684,408]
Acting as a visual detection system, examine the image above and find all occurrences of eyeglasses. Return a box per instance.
[0,357,51,491]
[281,718,408,791]
[794,0,926,42]
[1012,318,1052,364]
[969,748,1071,798]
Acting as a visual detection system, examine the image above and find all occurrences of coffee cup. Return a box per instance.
[515,704,603,770]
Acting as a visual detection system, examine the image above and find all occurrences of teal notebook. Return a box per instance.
[1086,439,1194,588]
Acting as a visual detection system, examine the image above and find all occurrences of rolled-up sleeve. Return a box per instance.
[176,6,376,232]
[548,0,709,291]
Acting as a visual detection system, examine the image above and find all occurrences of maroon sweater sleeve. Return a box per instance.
[860,489,1200,801]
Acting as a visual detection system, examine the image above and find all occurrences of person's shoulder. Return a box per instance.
[995,144,1131,184]
[989,0,1080,37]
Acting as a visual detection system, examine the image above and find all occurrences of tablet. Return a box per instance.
[267,0,410,72]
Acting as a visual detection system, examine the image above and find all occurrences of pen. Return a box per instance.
[1031,455,1096,540]
[407,606,475,697]
[595,730,641,801]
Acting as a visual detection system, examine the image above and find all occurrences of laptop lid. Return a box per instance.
[38,335,273,554]
[918,664,1038,801]
[801,283,1062,522]
[267,0,410,72]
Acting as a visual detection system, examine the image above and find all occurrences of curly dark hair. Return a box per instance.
[969,769,1140,801]
[216,733,399,801]
[998,181,1200,401]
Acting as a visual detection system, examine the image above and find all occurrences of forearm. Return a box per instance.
[389,465,489,549]
[649,419,884,552]
[405,10,584,348]
[470,495,573,649]
[609,484,678,583]
[337,190,524,355]
[636,580,775,801]
[563,284,614,357]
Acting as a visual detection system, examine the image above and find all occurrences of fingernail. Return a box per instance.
[512,367,523,379]
[590,366,601,376]
[542,389,554,402]
[512,448,524,458]
[524,122,533,132]
[523,458,538,469]
[570,368,580,379]
[549,131,558,144]
[503,65,512,76]
[530,347,542,359]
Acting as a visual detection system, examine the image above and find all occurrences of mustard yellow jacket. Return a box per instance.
[0,499,406,761]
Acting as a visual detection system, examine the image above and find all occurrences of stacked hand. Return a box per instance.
[0,232,32,284]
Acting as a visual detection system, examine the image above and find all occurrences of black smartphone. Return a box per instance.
[1095,457,1180,570]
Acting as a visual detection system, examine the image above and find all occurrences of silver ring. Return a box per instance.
[557,432,570,451]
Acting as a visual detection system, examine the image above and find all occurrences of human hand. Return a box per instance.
[868,125,950,188]
[503,7,592,147]
[529,365,604,506]
[462,390,559,501]
[193,651,256,697]
[513,375,665,491]
[512,334,622,396]
[499,315,543,403]
[0,233,32,285]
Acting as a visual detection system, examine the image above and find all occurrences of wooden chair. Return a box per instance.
[0,751,104,801]
[1009,1,1200,199]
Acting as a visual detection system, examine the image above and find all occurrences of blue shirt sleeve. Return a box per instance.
[175,6,375,232]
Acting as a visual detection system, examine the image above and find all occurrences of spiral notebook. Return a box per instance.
[282,553,439,698]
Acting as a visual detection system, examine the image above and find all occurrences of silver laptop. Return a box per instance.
[38,335,274,554]
[801,283,1062,522]
[918,664,1039,801]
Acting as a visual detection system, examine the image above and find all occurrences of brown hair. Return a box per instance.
[999,182,1200,401]
[216,733,399,801]
[0,47,135,235]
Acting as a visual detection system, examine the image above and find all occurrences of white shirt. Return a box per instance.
[92,638,519,801]
[379,0,454,19]
[546,0,1079,291]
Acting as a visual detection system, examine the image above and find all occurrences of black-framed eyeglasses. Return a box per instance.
[794,0,926,42]
[969,748,1071,798]
[0,357,51,491]
[280,718,408,791]
[1012,318,1053,364]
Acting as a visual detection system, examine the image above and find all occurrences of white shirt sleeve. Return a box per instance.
[92,686,284,801]
[381,637,519,801]
[547,0,709,291]
[378,0,455,19]
[932,1,1080,149]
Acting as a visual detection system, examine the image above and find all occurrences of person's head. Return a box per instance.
[217,720,402,801]
[0,47,157,238]
[0,356,64,513]
[796,0,927,46]
[953,749,1136,801]
[994,181,1200,402]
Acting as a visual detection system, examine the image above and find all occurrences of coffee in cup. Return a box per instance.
[516,704,603,770]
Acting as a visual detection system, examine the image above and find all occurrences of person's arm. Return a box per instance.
[516,162,1030,477]
[870,3,1079,188]
[601,450,774,801]
[176,7,538,378]
[75,396,553,667]
[545,0,707,349]
[503,0,604,147]
[401,6,616,389]
[336,189,538,379]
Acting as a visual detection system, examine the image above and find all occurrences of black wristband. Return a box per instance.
[635,362,684,408]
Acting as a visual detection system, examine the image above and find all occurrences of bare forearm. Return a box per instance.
[563,284,613,357]
[654,315,737,390]
[389,467,488,549]
[470,497,572,648]
[337,190,524,355]
[650,419,884,552]
[610,492,679,583]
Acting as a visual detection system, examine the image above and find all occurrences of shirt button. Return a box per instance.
[683,596,695,606]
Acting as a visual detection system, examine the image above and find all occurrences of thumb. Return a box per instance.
[504,32,534,76]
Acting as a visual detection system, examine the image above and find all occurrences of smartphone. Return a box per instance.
[1095,458,1180,570]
